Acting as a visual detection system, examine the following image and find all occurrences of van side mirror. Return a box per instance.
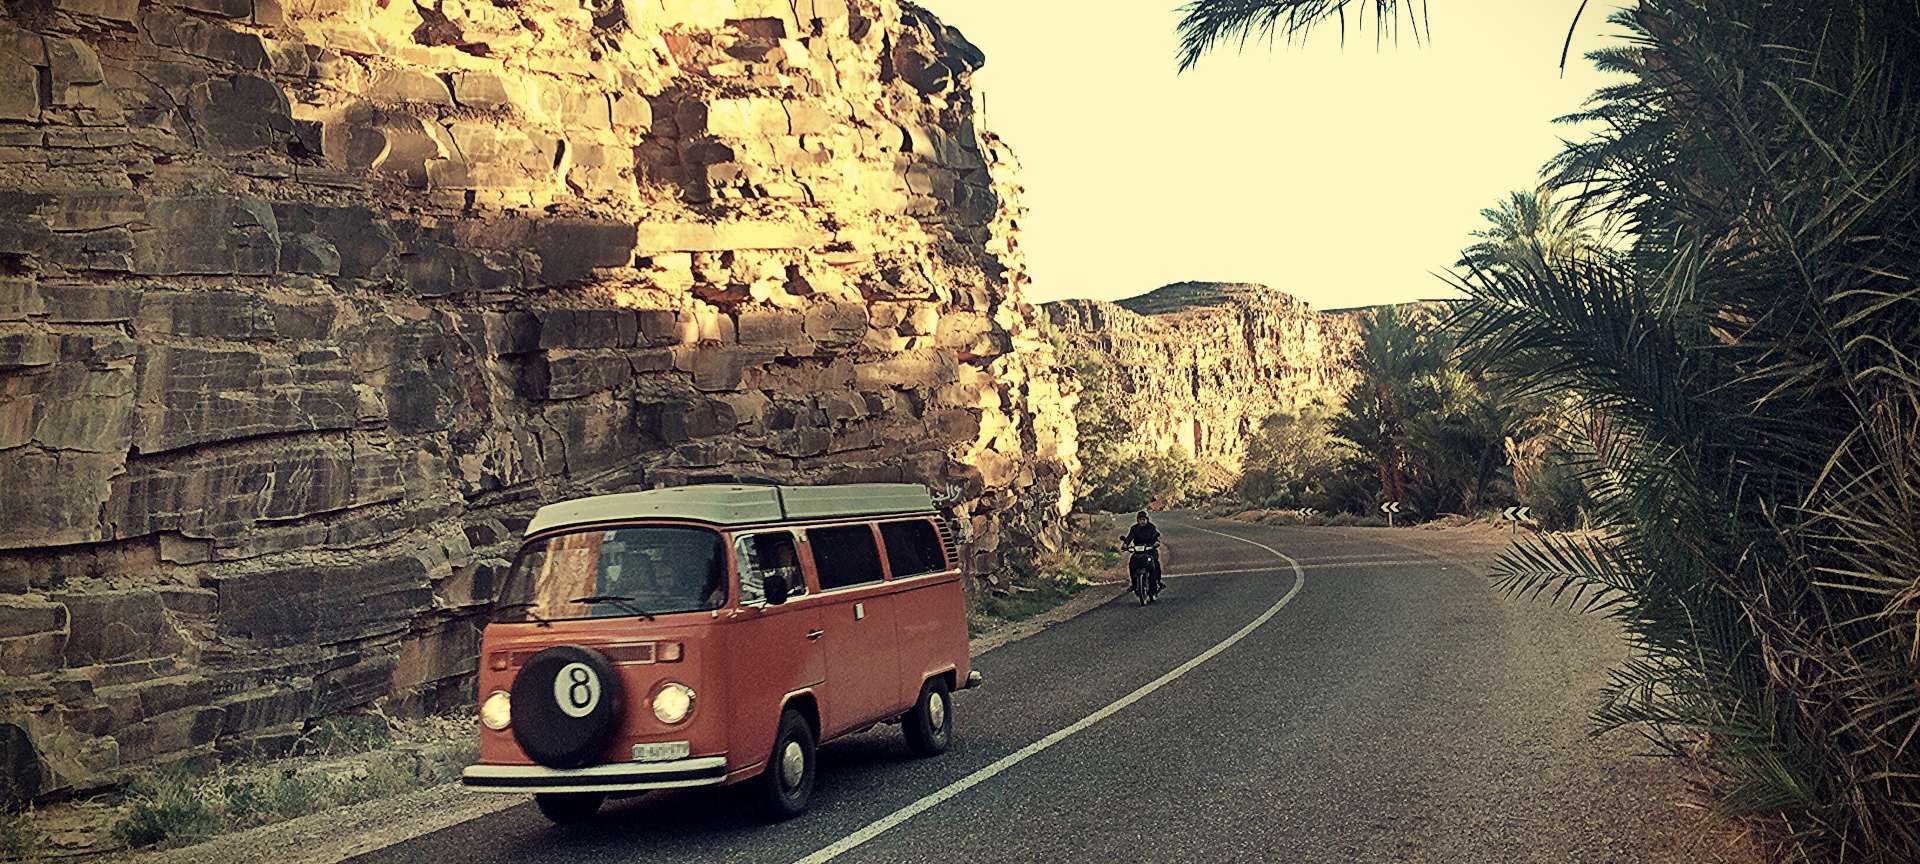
[764,572,790,606]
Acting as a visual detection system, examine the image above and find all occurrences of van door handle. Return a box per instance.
[806,629,824,641]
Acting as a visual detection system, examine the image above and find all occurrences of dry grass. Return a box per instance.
[106,711,476,853]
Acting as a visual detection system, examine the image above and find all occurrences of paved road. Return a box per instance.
[348,514,1731,864]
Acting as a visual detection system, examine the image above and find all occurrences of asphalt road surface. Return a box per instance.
[347,514,1732,864]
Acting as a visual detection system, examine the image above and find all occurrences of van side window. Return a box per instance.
[880,520,946,578]
[809,524,886,590]
[736,531,804,605]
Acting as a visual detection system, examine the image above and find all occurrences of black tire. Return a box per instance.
[510,646,625,769]
[1134,567,1149,606]
[753,709,816,820]
[902,677,953,757]
[534,792,605,824]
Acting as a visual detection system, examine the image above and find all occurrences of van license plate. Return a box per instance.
[632,741,690,763]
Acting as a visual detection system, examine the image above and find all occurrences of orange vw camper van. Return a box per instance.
[461,483,978,823]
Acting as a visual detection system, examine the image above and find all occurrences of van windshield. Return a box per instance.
[496,526,727,622]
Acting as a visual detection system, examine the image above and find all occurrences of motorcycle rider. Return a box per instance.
[1121,511,1164,594]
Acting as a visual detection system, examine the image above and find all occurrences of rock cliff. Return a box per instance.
[0,0,1075,803]
[1044,282,1360,484]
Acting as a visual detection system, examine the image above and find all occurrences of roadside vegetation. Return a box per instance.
[1061,340,1207,512]
[0,809,41,863]
[971,515,1116,635]
[1232,303,1589,527]
[2,713,479,857]
[1181,0,1920,860]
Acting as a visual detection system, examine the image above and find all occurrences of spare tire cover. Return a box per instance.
[511,645,625,769]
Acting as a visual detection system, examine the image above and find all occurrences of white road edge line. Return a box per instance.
[789,524,1305,864]
[1162,559,1435,579]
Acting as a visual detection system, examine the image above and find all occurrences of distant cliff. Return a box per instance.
[1044,282,1362,484]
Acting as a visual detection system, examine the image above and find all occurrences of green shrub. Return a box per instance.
[1522,459,1586,531]
[221,772,320,827]
[113,768,220,850]
[296,715,391,756]
[1235,404,1353,507]
[1,809,42,862]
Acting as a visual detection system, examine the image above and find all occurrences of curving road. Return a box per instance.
[347,514,1735,864]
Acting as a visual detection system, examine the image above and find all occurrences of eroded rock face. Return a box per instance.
[0,0,1074,802]
[1045,282,1361,484]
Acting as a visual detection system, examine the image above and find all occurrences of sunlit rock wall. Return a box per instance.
[0,0,1075,803]
[1044,282,1359,484]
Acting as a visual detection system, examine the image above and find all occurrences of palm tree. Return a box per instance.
[1457,187,1597,270]
[1331,304,1444,507]
[1175,1,1920,860]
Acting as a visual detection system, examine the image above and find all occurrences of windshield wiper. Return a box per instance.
[568,595,655,620]
[493,601,552,627]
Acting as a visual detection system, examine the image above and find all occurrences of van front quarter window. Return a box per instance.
[497,525,726,621]
[736,531,803,605]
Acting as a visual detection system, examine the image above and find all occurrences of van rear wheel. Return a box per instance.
[753,709,816,821]
[534,792,604,824]
[903,677,952,757]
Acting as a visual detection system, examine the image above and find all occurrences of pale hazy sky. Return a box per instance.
[919,1,1628,309]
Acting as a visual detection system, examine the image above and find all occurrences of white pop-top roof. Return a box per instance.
[524,483,939,537]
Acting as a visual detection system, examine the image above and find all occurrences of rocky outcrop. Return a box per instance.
[1044,282,1360,483]
[0,0,1075,804]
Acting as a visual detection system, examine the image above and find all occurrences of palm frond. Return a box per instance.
[1173,0,1415,71]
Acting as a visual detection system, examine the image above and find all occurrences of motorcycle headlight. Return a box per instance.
[480,690,512,730]
[651,682,695,725]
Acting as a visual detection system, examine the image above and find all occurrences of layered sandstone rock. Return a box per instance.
[1044,282,1360,484]
[0,0,1074,803]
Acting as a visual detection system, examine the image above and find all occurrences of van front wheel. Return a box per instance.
[903,677,952,757]
[754,709,817,820]
[534,792,604,824]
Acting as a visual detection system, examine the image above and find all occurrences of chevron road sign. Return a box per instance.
[1379,500,1403,526]
[1500,506,1534,523]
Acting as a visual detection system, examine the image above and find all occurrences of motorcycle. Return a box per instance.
[1123,542,1161,606]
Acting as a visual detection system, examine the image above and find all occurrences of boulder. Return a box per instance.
[674,345,747,392]
[633,220,830,254]
[52,0,141,22]
[542,350,632,399]
[450,70,516,109]
[0,53,38,122]
[131,345,357,453]
[536,308,638,349]
[130,198,280,276]
[187,74,293,152]
[106,438,402,541]
[737,308,805,347]
[534,219,637,284]
[368,68,454,106]
[134,291,277,339]
[213,555,430,646]
[55,590,183,667]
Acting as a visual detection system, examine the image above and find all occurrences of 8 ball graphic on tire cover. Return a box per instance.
[510,646,625,768]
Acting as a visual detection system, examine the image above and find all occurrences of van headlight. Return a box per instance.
[652,682,694,725]
[480,690,512,730]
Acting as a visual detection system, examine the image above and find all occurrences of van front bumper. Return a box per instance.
[462,756,729,794]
